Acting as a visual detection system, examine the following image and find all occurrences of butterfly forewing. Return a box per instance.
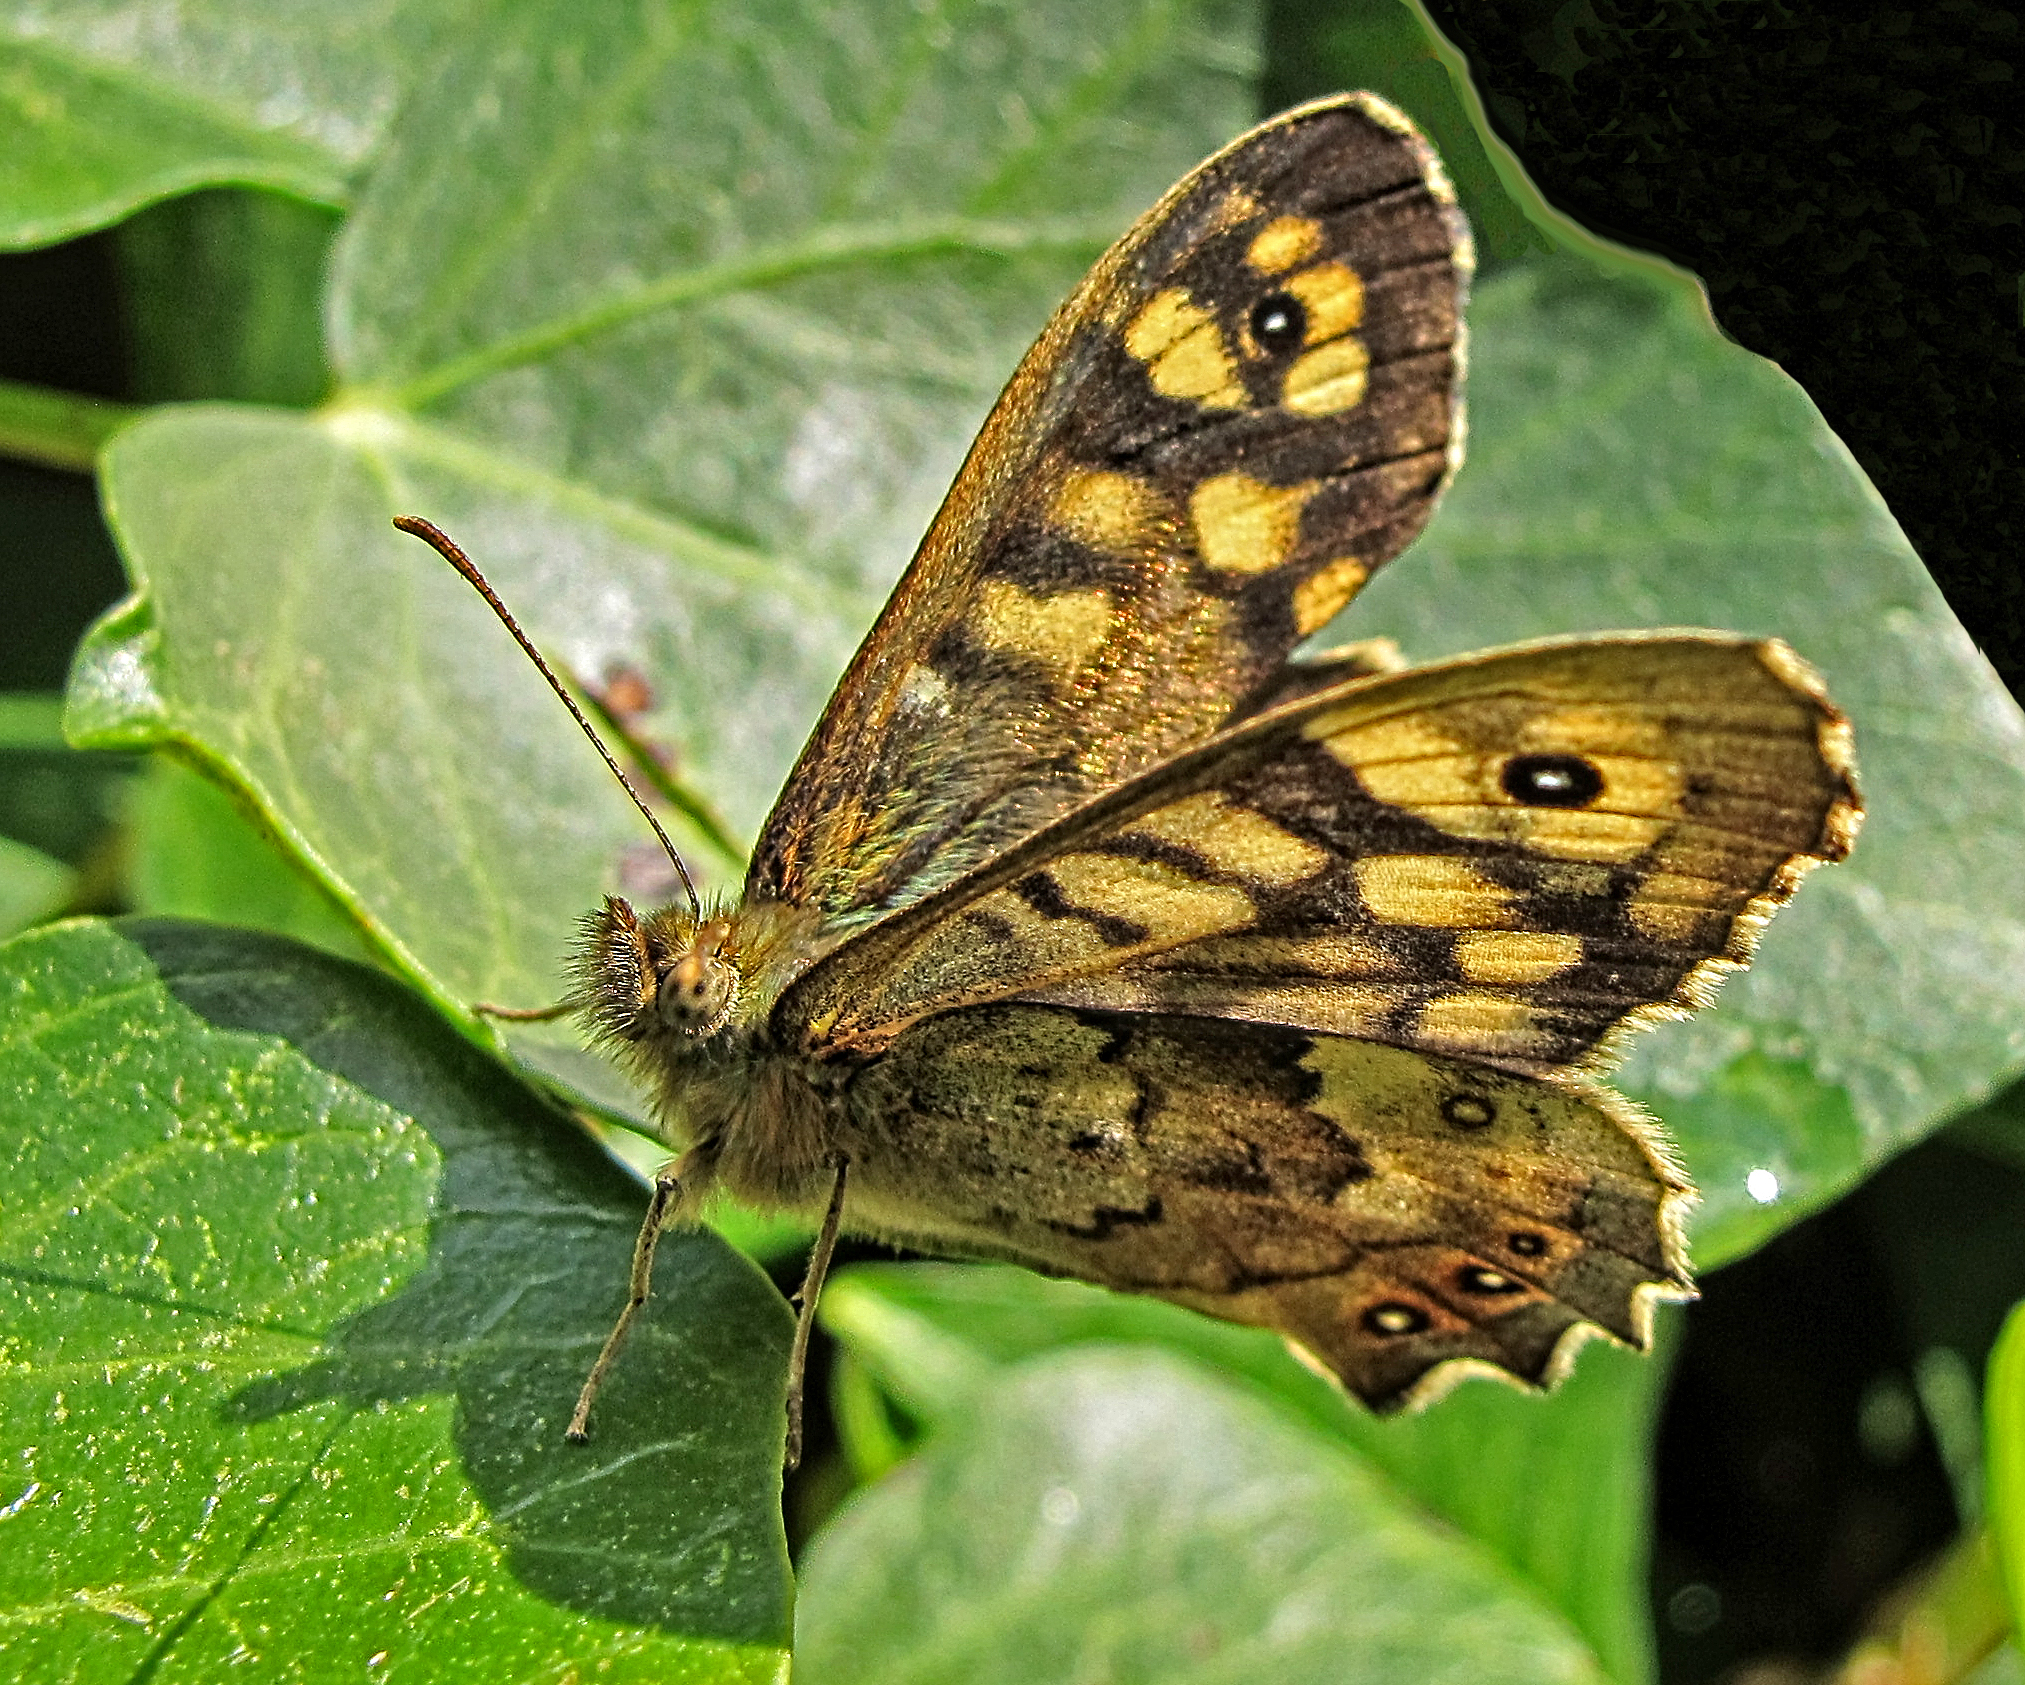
[776,634,1858,1072]
[747,94,1470,923]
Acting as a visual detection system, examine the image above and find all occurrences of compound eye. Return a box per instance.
[657,949,732,1034]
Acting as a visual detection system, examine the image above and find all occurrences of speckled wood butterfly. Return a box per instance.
[403,93,1860,1462]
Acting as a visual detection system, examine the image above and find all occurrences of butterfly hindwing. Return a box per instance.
[841,1005,1690,1410]
[747,94,1470,923]
[778,634,1859,1069]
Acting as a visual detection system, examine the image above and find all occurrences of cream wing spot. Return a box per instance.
[1413,992,1553,1059]
[897,662,950,715]
[1354,856,1518,927]
[1455,931,1584,985]
[1190,473,1315,575]
[1241,983,1398,1036]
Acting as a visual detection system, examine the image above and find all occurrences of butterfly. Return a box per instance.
[399,92,1860,1463]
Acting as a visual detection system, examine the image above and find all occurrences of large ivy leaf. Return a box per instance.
[67,0,1259,1114]
[795,1345,1610,1685]
[0,918,792,1682]
[818,1262,1668,1684]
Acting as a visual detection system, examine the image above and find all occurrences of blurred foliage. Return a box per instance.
[1,1,2022,1682]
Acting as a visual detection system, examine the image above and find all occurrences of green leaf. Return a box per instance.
[794,1345,1610,1685]
[1990,1299,2025,1640]
[126,754,374,963]
[0,918,791,1681]
[0,692,121,923]
[0,831,69,932]
[113,189,340,407]
[0,1,432,246]
[70,0,1261,1117]
[821,1263,1666,1684]
[1342,257,2025,1263]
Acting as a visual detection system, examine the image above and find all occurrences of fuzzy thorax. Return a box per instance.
[569,895,842,1212]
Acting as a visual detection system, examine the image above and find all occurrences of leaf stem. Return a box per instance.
[0,377,140,473]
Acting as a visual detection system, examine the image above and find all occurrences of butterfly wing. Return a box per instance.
[748,94,1470,921]
[842,1004,1690,1409]
[778,634,1861,1069]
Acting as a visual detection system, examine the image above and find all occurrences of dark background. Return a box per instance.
[1423,0,2024,702]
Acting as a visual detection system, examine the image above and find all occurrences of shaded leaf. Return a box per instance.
[795,1345,1610,1685]
[126,754,374,962]
[0,918,792,1682]
[113,189,339,406]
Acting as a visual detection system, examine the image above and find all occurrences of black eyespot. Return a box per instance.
[1508,1231,1548,1257]
[1441,1093,1496,1130]
[1361,1302,1431,1337]
[1248,291,1306,353]
[1501,753,1605,807]
[1458,1264,1526,1295]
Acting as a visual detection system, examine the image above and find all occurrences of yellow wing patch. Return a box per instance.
[1050,469,1167,556]
[1133,791,1328,883]
[1246,215,1324,273]
[1190,473,1315,575]
[1279,262,1365,345]
[1283,337,1371,415]
[1125,288,1248,408]
[974,580,1115,682]
[1354,855,1516,927]
[1454,930,1584,985]
[1292,557,1371,634]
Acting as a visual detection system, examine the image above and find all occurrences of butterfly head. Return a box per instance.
[574,895,738,1046]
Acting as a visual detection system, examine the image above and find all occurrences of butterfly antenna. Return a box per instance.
[393,515,701,922]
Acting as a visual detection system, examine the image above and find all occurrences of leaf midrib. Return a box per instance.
[375,214,1113,410]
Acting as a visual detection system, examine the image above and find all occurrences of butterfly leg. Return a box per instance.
[567,1149,703,1441]
[785,1157,850,1471]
